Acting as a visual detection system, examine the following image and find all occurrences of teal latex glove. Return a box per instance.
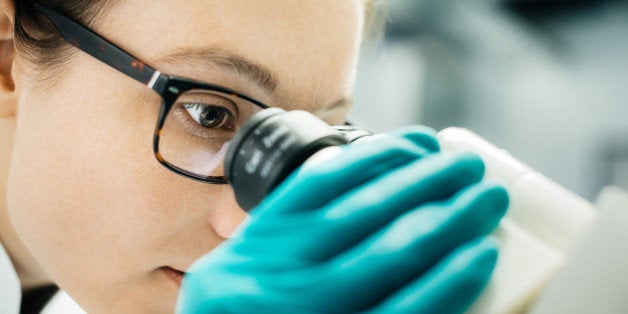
[177,126,509,314]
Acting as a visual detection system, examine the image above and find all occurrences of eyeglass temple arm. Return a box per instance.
[34,3,164,90]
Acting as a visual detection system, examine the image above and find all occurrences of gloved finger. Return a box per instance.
[317,182,508,310]
[251,131,438,216]
[386,125,440,153]
[178,286,323,314]
[240,153,485,260]
[291,153,487,261]
[366,237,498,314]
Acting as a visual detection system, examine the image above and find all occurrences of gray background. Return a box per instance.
[351,0,628,201]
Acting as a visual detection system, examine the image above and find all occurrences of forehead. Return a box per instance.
[97,0,364,111]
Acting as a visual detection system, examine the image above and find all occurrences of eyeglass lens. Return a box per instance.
[158,89,264,180]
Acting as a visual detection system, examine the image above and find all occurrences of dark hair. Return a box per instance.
[13,0,110,77]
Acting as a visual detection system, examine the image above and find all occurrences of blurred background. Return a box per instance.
[350,0,628,201]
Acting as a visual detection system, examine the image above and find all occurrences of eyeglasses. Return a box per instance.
[34,2,270,184]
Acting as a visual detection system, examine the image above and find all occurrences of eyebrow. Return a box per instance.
[156,47,280,93]
[156,47,351,114]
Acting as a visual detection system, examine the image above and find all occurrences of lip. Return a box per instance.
[161,266,187,287]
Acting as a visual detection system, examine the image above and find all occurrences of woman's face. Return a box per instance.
[7,0,364,312]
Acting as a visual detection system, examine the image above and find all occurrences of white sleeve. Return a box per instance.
[41,290,86,314]
[0,243,21,314]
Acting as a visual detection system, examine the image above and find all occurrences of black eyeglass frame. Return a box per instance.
[34,2,270,184]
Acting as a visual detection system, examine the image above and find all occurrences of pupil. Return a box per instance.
[200,108,224,127]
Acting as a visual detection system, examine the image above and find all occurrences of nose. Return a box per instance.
[204,184,249,239]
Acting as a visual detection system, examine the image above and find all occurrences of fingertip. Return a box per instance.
[450,183,509,238]
[485,183,510,217]
[468,237,499,269]
[388,125,441,153]
[448,152,486,183]
[472,182,510,219]
[450,237,499,293]
[366,237,500,314]
[450,237,499,269]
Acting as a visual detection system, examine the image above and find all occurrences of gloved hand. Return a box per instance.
[177,126,509,314]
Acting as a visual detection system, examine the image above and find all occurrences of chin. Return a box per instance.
[63,272,181,314]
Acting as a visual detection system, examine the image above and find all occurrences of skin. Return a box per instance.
[0,1,364,313]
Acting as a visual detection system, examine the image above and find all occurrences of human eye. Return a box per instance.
[170,91,239,139]
[183,103,235,130]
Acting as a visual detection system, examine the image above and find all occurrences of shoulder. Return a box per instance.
[0,242,84,314]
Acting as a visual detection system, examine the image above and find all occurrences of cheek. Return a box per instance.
[6,62,245,310]
[7,72,157,292]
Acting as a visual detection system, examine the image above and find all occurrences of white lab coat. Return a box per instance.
[0,242,20,313]
[0,242,85,314]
